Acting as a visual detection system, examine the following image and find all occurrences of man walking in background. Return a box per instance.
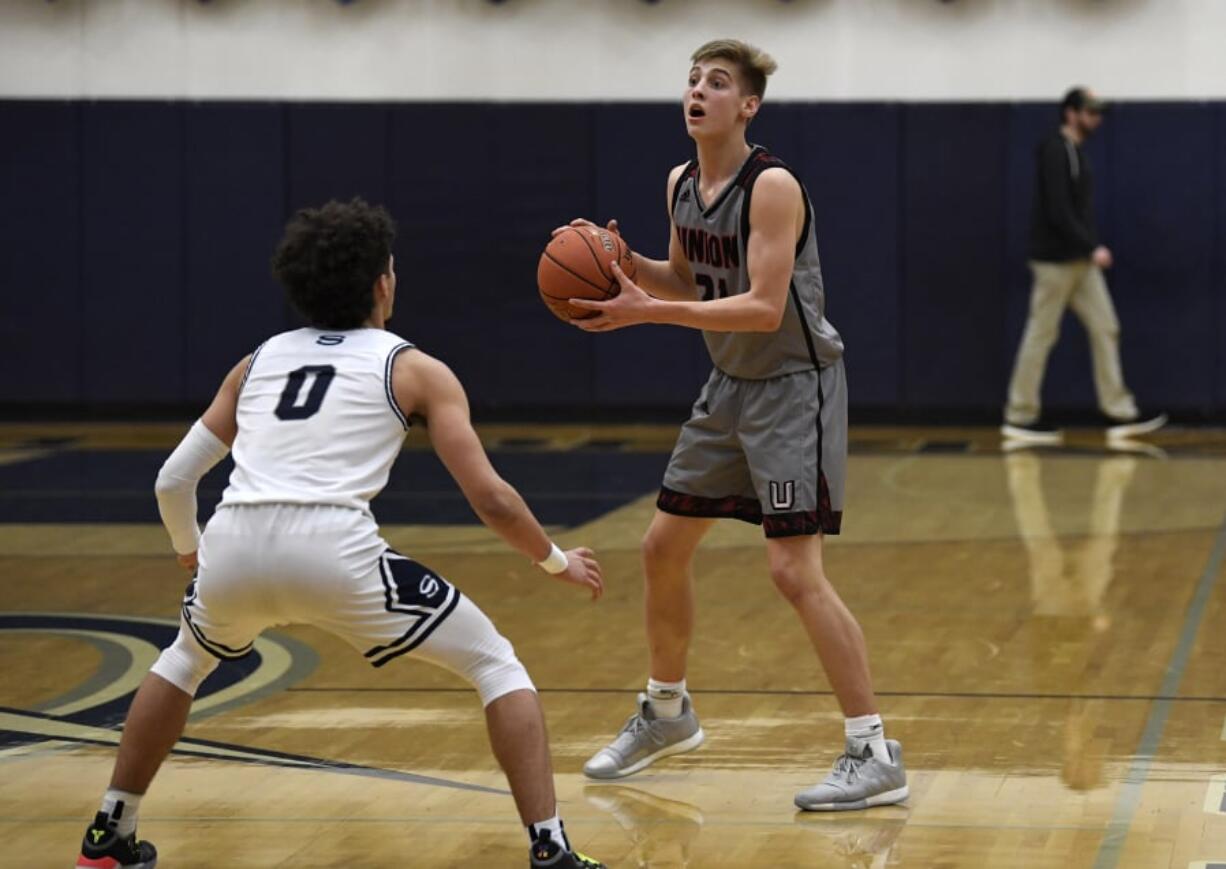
[1002,86,1166,445]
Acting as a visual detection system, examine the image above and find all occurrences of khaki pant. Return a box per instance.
[1004,260,1138,425]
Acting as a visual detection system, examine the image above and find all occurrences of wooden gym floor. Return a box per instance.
[2,422,1226,868]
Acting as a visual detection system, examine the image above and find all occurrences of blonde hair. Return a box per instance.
[690,39,778,100]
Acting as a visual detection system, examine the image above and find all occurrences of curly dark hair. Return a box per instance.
[271,198,396,330]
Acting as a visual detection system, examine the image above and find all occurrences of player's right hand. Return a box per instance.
[551,218,621,238]
[556,546,604,601]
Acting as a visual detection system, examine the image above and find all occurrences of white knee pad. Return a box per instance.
[411,596,536,707]
[461,636,536,708]
[150,628,220,697]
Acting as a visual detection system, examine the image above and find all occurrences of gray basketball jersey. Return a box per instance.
[670,146,843,379]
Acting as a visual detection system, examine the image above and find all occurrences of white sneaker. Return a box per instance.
[1106,412,1167,441]
[1001,421,1064,445]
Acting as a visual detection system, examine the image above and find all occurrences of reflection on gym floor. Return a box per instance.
[1004,442,1156,627]
[1004,440,1163,795]
[585,784,906,869]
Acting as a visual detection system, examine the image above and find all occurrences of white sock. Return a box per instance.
[845,713,892,765]
[527,812,569,852]
[100,789,143,838]
[646,678,686,719]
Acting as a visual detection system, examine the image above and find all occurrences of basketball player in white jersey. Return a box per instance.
[76,199,607,869]
[556,40,907,811]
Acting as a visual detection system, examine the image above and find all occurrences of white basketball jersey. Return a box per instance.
[219,327,414,514]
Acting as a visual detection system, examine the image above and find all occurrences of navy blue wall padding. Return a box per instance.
[0,102,81,402]
[749,102,805,173]
[901,104,1010,408]
[391,103,597,407]
[481,104,595,407]
[2,98,1224,418]
[184,103,288,402]
[80,102,186,403]
[286,103,390,213]
[1108,103,1216,413]
[590,104,709,406]
[389,104,502,400]
[1217,105,1226,409]
[592,103,693,262]
[801,104,902,406]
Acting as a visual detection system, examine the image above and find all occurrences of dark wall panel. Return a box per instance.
[286,103,389,212]
[901,104,1009,408]
[1107,103,1215,412]
[80,102,185,403]
[5,98,1225,417]
[486,104,596,408]
[389,104,499,399]
[801,104,902,406]
[593,103,692,262]
[591,104,707,407]
[184,103,287,402]
[1218,105,1226,411]
[750,101,805,174]
[0,102,81,401]
[391,104,596,409]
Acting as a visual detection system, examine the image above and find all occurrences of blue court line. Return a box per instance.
[1092,509,1226,869]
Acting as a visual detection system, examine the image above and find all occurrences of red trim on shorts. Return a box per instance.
[762,510,842,538]
[657,486,763,525]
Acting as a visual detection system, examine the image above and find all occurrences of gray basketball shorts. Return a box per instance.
[657,361,847,537]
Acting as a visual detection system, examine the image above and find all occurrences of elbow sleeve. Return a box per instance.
[155,420,230,554]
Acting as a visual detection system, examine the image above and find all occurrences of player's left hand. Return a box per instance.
[177,551,198,572]
[556,546,604,601]
[569,261,657,332]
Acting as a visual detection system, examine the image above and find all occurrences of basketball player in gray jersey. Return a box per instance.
[557,39,907,811]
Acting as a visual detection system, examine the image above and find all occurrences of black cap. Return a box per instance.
[1061,87,1107,114]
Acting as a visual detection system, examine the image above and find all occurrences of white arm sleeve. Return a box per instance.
[155,420,231,555]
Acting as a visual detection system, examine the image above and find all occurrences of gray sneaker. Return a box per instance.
[583,693,705,780]
[794,738,909,812]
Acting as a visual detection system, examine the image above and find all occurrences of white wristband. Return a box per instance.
[536,543,569,575]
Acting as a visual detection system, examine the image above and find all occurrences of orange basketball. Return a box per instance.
[537,225,636,321]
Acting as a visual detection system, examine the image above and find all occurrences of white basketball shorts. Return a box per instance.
[180,503,533,704]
